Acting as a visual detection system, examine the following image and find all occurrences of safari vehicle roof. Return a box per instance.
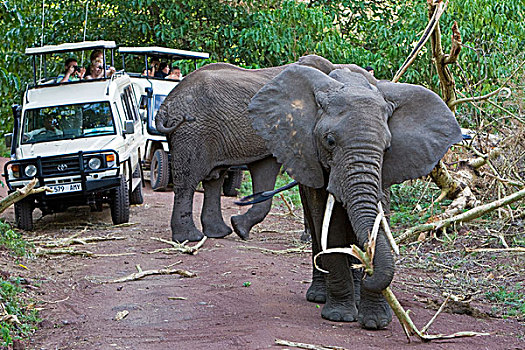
[25,41,117,55]
[118,46,209,60]
[23,74,131,110]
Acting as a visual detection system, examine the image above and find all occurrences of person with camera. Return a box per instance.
[57,58,86,83]
[84,49,116,80]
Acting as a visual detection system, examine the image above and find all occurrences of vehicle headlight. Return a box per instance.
[105,154,116,168]
[88,157,102,170]
[24,164,37,177]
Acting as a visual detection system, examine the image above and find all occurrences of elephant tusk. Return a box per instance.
[321,193,335,252]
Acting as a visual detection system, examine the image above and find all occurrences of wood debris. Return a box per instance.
[103,264,196,283]
[275,339,348,350]
[149,236,207,255]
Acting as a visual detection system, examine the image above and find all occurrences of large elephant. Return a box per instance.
[155,55,335,242]
[248,65,462,329]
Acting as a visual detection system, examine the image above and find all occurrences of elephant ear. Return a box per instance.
[248,65,344,188]
[378,81,463,187]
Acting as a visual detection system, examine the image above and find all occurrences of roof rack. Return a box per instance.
[25,41,117,56]
[118,46,209,60]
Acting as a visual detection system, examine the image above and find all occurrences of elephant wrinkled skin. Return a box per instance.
[248,64,462,329]
[155,55,336,242]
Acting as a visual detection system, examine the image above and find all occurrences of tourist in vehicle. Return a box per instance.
[85,49,116,79]
[166,65,182,80]
[57,58,86,82]
[365,66,375,76]
[142,56,160,77]
[154,62,170,78]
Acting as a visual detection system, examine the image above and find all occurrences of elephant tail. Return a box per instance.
[155,102,195,134]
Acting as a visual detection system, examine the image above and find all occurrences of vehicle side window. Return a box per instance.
[124,86,140,122]
[121,92,134,121]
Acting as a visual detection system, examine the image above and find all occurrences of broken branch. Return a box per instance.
[397,187,525,244]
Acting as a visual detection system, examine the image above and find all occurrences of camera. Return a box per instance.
[73,65,81,73]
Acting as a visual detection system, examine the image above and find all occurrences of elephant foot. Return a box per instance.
[357,290,392,330]
[231,215,251,240]
[203,222,232,238]
[321,298,358,322]
[172,227,204,243]
[306,278,326,303]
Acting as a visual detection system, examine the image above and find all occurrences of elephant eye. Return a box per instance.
[325,134,336,147]
[384,145,391,153]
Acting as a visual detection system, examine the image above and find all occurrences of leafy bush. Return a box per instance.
[0,277,40,347]
[0,221,32,257]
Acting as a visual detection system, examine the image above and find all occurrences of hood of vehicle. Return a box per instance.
[19,135,122,159]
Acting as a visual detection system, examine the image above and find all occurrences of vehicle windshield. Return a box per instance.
[147,94,166,135]
[22,102,115,144]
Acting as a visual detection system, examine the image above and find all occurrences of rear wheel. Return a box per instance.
[130,167,144,205]
[14,199,34,231]
[150,149,170,191]
[111,175,130,225]
[223,169,243,197]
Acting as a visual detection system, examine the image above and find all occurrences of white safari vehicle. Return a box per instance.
[118,46,208,191]
[3,41,145,230]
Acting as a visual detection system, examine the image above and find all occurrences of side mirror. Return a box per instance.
[4,133,13,149]
[145,87,153,99]
[124,120,135,134]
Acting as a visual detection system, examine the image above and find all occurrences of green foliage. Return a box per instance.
[0,277,40,347]
[0,221,32,257]
[1,0,524,133]
[389,180,451,228]
[486,283,525,318]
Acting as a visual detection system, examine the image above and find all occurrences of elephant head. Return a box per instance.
[248,65,462,292]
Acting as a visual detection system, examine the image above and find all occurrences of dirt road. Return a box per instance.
[0,172,523,349]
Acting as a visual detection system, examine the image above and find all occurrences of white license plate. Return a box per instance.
[47,183,82,194]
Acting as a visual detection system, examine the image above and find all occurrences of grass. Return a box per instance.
[0,277,40,347]
[486,283,525,319]
[0,220,32,257]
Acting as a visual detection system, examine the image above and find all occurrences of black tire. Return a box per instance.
[111,175,130,225]
[130,167,144,205]
[223,169,243,197]
[150,149,170,191]
[14,200,34,231]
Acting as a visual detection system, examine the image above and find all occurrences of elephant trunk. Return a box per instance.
[330,149,394,293]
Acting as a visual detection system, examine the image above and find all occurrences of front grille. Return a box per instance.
[41,156,81,176]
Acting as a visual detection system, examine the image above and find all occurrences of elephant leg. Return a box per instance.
[300,186,326,303]
[201,171,233,238]
[231,157,281,240]
[320,199,359,322]
[170,185,204,242]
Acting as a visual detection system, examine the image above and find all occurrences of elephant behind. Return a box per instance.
[155,56,336,242]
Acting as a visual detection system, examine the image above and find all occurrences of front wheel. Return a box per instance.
[150,149,170,191]
[14,199,34,231]
[110,175,130,225]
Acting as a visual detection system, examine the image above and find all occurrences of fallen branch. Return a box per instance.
[0,178,52,214]
[239,244,310,255]
[149,236,207,255]
[35,248,94,257]
[104,264,196,283]
[464,247,525,253]
[397,187,525,244]
[36,234,126,248]
[275,339,348,350]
